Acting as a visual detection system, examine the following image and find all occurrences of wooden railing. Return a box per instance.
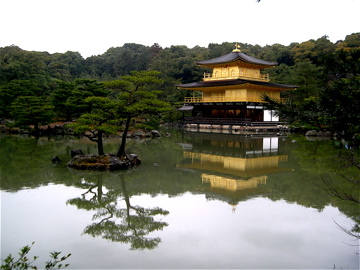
[184,117,252,125]
[184,97,265,103]
[184,117,285,127]
[184,97,288,104]
[203,72,269,82]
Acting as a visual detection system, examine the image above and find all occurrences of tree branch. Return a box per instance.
[333,219,360,242]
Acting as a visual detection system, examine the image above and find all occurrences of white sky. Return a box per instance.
[1,0,359,58]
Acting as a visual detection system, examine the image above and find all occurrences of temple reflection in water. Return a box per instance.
[178,133,292,196]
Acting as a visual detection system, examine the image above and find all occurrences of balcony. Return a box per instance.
[184,96,264,103]
[184,117,252,125]
[203,72,270,82]
[184,97,287,104]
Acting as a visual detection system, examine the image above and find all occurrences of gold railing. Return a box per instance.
[203,72,269,82]
[184,97,263,103]
[184,97,288,103]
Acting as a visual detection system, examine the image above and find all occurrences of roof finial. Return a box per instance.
[232,43,241,52]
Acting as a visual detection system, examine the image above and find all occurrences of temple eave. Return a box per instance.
[177,79,298,91]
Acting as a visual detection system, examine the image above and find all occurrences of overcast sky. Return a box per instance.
[1,0,359,58]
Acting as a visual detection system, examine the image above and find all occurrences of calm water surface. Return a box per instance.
[1,129,359,269]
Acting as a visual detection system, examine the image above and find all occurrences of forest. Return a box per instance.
[0,32,359,142]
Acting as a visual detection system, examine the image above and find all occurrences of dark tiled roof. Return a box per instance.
[177,79,298,89]
[197,52,277,67]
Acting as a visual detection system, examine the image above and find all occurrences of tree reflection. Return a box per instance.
[319,150,360,241]
[67,173,169,250]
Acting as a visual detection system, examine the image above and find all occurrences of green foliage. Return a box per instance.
[68,79,110,115]
[0,45,85,84]
[50,79,110,121]
[263,34,360,138]
[48,51,85,81]
[104,70,171,156]
[67,71,172,156]
[319,76,360,137]
[105,71,171,118]
[49,81,75,120]
[0,78,53,119]
[263,60,325,129]
[0,46,48,83]
[148,45,208,103]
[208,42,235,58]
[84,43,160,79]
[67,96,120,155]
[324,44,360,80]
[288,60,323,98]
[1,242,71,270]
[1,33,359,138]
[149,45,206,84]
[11,96,55,132]
[136,115,161,130]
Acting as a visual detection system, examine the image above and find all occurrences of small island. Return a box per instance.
[67,152,141,171]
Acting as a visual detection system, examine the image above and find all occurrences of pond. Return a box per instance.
[1,129,359,269]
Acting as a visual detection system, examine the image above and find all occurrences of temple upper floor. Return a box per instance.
[197,45,276,82]
[203,66,270,82]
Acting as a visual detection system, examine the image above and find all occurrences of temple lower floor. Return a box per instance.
[185,103,277,123]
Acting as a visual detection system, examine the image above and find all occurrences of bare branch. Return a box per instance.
[320,176,360,203]
[333,219,360,242]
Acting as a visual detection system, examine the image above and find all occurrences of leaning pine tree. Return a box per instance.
[67,96,120,155]
[104,70,171,157]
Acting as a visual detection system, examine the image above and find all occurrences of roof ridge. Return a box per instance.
[197,51,277,67]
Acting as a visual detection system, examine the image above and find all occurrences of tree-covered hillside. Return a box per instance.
[0,33,359,139]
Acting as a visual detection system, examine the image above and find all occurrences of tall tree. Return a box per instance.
[104,71,171,157]
[67,96,120,155]
[319,77,360,138]
[289,60,323,99]
[10,96,55,135]
[64,79,110,119]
